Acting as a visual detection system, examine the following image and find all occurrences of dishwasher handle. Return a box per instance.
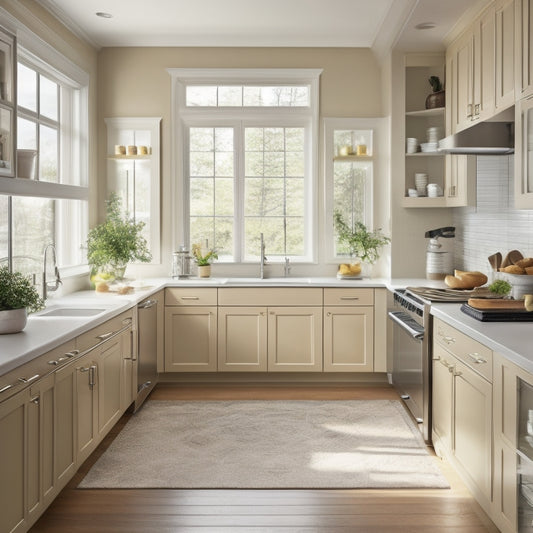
[388,311,425,340]
[138,299,157,309]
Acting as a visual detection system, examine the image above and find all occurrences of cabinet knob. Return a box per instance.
[30,396,40,405]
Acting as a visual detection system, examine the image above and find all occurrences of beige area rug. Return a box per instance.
[79,400,449,489]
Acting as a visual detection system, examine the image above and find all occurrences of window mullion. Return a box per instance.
[234,122,244,262]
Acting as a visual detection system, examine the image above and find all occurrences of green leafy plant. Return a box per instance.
[429,76,443,92]
[489,279,512,296]
[0,266,44,313]
[333,211,390,264]
[86,193,151,274]
[192,243,218,266]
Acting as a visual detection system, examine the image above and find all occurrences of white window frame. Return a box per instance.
[168,68,322,263]
[0,10,89,276]
[323,117,389,264]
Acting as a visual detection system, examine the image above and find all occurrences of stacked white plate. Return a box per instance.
[427,127,441,143]
[415,172,428,196]
[406,137,418,154]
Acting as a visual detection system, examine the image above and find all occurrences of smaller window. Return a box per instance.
[186,85,310,107]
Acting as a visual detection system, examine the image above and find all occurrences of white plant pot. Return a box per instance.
[0,307,28,334]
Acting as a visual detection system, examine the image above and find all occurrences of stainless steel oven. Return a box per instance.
[388,289,432,442]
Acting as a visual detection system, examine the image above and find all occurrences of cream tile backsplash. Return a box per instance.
[453,155,533,274]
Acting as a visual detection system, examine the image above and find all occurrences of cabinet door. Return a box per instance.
[267,307,322,372]
[515,95,533,208]
[432,344,454,452]
[323,306,373,372]
[495,0,515,109]
[453,32,475,132]
[0,389,28,533]
[54,363,76,491]
[218,307,267,371]
[445,154,476,207]
[518,0,533,97]
[97,336,123,438]
[453,358,493,504]
[75,352,98,464]
[121,327,135,411]
[474,5,496,120]
[164,307,218,372]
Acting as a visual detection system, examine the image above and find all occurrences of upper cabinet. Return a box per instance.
[447,1,514,134]
[105,117,161,263]
[515,0,533,207]
[0,27,15,177]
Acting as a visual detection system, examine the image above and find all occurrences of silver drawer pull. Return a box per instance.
[65,350,80,358]
[48,360,59,365]
[18,374,40,384]
[96,331,115,341]
[467,352,487,364]
[122,317,133,324]
[181,296,199,300]
[80,367,91,373]
[0,384,13,394]
[340,297,359,300]
[30,396,40,405]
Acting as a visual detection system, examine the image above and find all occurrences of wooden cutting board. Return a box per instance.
[468,298,525,310]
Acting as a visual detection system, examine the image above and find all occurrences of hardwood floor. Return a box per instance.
[30,384,500,532]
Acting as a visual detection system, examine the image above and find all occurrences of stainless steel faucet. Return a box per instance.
[260,233,267,279]
[42,244,62,300]
[284,257,291,277]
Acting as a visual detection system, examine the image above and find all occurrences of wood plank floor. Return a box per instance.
[30,384,501,532]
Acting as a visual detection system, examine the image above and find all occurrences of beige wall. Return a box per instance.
[0,0,99,223]
[98,47,384,276]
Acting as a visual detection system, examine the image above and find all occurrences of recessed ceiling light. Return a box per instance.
[415,22,436,30]
[96,12,113,19]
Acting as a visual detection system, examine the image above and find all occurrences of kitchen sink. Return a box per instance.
[35,307,108,317]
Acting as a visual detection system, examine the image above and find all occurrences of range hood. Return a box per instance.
[438,121,514,154]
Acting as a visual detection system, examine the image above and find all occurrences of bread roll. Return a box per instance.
[526,266,533,275]
[444,270,488,289]
[516,257,533,269]
[499,265,525,274]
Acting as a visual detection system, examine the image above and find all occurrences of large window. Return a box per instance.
[0,36,89,285]
[169,69,321,263]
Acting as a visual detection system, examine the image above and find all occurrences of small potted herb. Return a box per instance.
[86,193,151,284]
[192,243,218,278]
[488,279,512,298]
[0,266,44,334]
[334,211,390,277]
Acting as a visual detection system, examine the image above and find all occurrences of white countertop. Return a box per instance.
[2,275,531,378]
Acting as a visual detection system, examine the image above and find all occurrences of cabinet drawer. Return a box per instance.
[76,309,133,354]
[218,287,323,306]
[323,288,374,306]
[434,318,492,382]
[0,340,76,402]
[165,288,218,306]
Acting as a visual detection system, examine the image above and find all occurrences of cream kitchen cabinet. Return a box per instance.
[267,306,323,372]
[515,94,533,207]
[0,25,15,177]
[516,0,533,98]
[495,0,515,110]
[217,288,324,372]
[218,307,268,371]
[164,288,218,372]
[432,318,493,514]
[323,288,374,372]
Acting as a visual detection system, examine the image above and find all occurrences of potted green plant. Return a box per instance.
[334,211,390,277]
[426,76,445,109]
[192,243,218,278]
[0,266,44,334]
[86,193,151,284]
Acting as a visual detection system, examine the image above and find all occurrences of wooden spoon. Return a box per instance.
[487,252,502,271]
[501,250,524,268]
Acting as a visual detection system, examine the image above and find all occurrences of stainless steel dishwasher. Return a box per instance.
[134,296,158,412]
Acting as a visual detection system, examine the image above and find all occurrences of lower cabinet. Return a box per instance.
[218,307,267,371]
[267,307,323,372]
[432,318,493,515]
[164,306,218,372]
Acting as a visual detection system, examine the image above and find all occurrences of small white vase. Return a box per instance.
[0,307,28,334]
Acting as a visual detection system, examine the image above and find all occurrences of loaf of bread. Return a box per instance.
[516,257,533,269]
[499,265,526,274]
[444,270,488,289]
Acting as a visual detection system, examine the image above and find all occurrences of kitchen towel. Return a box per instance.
[79,399,449,489]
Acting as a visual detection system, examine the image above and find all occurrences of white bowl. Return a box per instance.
[499,273,533,299]
[420,142,438,153]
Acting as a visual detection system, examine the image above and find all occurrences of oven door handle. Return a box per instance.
[388,311,425,340]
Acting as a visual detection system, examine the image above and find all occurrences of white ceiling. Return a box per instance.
[39,0,490,52]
